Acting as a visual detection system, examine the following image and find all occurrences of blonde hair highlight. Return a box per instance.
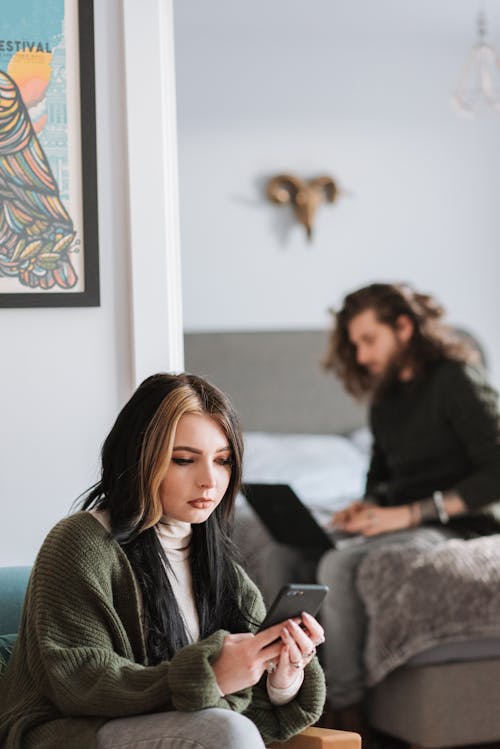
[138,386,204,531]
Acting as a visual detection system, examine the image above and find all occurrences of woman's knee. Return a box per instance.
[97,709,266,749]
[205,710,265,749]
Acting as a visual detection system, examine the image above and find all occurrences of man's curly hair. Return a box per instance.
[323,283,478,399]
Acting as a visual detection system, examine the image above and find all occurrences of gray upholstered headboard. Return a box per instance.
[184,330,367,434]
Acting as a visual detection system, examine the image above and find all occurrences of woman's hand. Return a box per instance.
[336,503,412,536]
[211,613,325,695]
[211,623,284,696]
[268,611,325,690]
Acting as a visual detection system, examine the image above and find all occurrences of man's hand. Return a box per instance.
[331,500,370,528]
[333,502,412,537]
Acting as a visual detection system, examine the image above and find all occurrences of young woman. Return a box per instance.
[0,373,325,749]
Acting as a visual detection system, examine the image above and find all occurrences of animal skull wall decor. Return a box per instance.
[266,173,340,240]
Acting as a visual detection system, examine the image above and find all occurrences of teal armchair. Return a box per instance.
[0,565,31,675]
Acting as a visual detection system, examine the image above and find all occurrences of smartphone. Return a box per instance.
[258,583,329,631]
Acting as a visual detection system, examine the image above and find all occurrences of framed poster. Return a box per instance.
[0,0,99,307]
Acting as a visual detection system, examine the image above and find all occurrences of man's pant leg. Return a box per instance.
[317,527,454,709]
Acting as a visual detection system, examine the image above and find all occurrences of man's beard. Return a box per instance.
[370,343,412,402]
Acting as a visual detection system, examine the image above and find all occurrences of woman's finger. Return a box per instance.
[255,615,301,646]
[265,658,279,674]
[259,639,284,664]
[255,621,286,647]
[301,612,325,645]
[282,628,304,668]
[285,619,315,656]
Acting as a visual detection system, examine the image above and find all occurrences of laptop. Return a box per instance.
[242,483,367,553]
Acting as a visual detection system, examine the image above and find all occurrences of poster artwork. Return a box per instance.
[0,0,84,295]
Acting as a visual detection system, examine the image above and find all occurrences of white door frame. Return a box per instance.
[122,0,184,385]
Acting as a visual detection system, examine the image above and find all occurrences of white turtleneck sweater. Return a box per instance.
[89,509,302,704]
[155,516,199,642]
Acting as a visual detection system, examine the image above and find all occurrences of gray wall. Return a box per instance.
[184,330,367,434]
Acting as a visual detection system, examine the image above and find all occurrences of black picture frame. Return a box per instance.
[0,0,100,308]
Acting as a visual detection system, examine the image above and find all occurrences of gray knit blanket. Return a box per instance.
[356,535,500,685]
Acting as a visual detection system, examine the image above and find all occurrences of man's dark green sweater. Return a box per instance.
[366,358,500,535]
[0,513,325,749]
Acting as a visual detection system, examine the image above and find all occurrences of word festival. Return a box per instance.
[0,40,52,53]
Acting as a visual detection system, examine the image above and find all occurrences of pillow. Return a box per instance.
[347,426,372,456]
[0,634,17,676]
[242,431,369,513]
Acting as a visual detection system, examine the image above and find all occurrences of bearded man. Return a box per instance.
[318,282,500,740]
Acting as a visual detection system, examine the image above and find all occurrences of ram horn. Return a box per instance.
[310,176,338,203]
[266,174,306,204]
[266,173,340,241]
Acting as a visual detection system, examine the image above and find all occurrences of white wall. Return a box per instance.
[0,0,132,565]
[175,1,500,387]
[0,0,183,565]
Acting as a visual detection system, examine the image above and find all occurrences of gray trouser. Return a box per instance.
[317,526,457,709]
[96,708,266,749]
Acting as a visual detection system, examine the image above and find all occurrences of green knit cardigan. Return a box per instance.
[0,512,325,748]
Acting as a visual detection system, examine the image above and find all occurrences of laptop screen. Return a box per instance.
[242,483,333,553]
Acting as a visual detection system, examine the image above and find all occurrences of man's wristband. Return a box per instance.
[417,497,438,523]
[432,490,449,524]
[416,492,450,524]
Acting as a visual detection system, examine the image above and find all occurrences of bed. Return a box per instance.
[185,329,500,749]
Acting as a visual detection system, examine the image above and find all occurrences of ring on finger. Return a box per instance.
[266,659,278,673]
[289,659,303,669]
[307,647,316,657]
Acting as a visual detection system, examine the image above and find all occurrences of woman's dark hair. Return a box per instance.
[81,373,249,664]
[323,283,478,399]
